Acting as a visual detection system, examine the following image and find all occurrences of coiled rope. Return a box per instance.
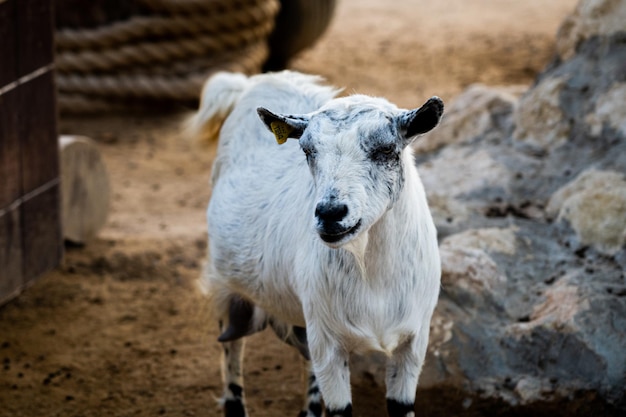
[56,0,280,113]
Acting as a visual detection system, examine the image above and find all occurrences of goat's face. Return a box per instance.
[258,95,443,248]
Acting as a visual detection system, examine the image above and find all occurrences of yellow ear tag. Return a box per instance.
[270,121,294,145]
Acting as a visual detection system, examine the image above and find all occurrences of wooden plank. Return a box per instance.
[0,88,21,208]
[21,183,62,286]
[16,0,54,78]
[0,0,60,305]
[0,0,17,88]
[0,206,22,305]
[19,71,59,194]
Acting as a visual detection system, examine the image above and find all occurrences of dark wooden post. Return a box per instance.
[0,0,62,304]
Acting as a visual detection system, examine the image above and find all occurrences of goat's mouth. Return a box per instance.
[318,219,362,245]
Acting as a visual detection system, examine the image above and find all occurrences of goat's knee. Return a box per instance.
[384,337,424,417]
[218,295,267,342]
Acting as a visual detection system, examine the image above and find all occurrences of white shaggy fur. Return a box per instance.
[193,70,443,417]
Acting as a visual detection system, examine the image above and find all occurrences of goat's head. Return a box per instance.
[258,95,443,250]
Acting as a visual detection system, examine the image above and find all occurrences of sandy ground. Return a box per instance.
[5,1,619,416]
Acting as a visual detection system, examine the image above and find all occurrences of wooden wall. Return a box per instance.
[0,0,62,305]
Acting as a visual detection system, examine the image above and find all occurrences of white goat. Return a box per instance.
[191,71,443,417]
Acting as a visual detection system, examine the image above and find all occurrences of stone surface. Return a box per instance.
[556,0,626,60]
[359,0,626,409]
[413,84,521,154]
[585,82,626,137]
[548,169,626,254]
[512,76,571,152]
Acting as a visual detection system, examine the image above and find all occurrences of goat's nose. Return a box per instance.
[315,202,348,223]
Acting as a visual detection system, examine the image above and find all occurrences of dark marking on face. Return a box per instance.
[359,123,401,162]
[356,122,406,205]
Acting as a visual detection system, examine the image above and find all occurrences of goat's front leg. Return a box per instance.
[385,335,428,417]
[308,329,352,417]
[298,363,323,417]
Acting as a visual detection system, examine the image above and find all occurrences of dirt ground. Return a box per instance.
[5,1,620,416]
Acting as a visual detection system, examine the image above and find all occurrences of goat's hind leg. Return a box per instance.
[217,295,268,417]
[219,334,247,417]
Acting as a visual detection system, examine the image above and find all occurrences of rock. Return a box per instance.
[558,184,626,255]
[527,274,590,326]
[546,169,625,217]
[547,169,626,254]
[420,148,512,198]
[439,243,506,309]
[556,0,626,60]
[413,84,520,154]
[419,147,512,234]
[585,82,626,137]
[514,376,547,404]
[512,76,571,152]
[441,227,518,256]
[356,0,626,409]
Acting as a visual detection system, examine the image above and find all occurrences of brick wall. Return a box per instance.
[0,0,62,304]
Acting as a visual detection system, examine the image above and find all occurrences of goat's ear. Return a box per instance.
[398,97,444,143]
[257,107,309,145]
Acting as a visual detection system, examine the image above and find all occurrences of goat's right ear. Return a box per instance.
[257,107,309,144]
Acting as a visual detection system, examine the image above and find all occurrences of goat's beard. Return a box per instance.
[343,230,368,280]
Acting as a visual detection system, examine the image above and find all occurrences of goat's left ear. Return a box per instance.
[257,107,310,145]
[398,97,444,144]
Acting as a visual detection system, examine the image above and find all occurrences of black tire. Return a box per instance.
[264,0,337,71]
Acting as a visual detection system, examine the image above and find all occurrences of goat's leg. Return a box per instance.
[216,295,266,417]
[307,326,352,417]
[297,363,323,417]
[385,334,427,417]
[216,294,267,417]
[219,321,248,417]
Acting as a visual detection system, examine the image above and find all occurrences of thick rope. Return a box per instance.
[56,0,278,51]
[135,0,255,14]
[57,41,267,113]
[56,0,280,113]
[56,21,274,73]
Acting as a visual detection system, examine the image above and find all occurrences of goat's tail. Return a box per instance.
[184,72,251,144]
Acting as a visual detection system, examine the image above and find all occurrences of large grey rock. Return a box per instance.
[353,0,626,410]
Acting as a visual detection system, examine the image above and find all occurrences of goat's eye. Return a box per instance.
[302,146,316,161]
[377,144,396,155]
